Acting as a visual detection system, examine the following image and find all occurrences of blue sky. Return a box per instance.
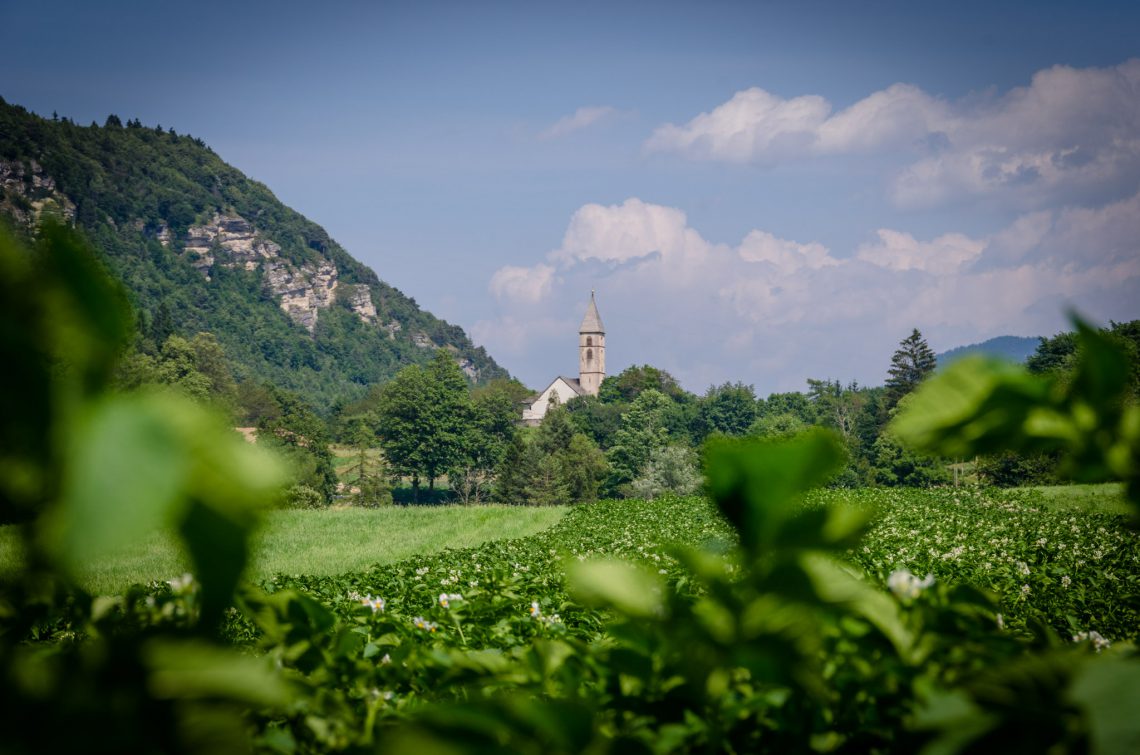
[3,0,1139,393]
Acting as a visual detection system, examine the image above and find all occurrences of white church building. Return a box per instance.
[521,292,605,425]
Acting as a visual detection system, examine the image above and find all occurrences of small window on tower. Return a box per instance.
[587,348,593,363]
[586,336,593,347]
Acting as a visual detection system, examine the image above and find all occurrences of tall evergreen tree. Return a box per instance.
[884,329,937,409]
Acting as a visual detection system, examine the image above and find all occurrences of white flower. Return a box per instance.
[1020,584,1031,596]
[529,601,541,618]
[438,593,463,608]
[887,569,935,600]
[1073,630,1111,652]
[168,573,195,593]
[357,594,386,613]
[413,616,438,633]
[1061,575,1072,588]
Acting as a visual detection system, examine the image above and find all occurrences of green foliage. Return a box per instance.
[605,388,673,494]
[375,350,474,498]
[341,426,393,508]
[629,444,702,499]
[7,224,1140,754]
[1028,330,1080,375]
[117,332,240,415]
[691,381,759,442]
[975,451,1059,487]
[283,484,326,510]
[555,433,609,504]
[598,364,690,404]
[256,386,337,503]
[868,432,952,487]
[495,408,607,505]
[748,410,807,439]
[762,390,818,424]
[892,317,1139,513]
[565,393,624,448]
[1028,320,1140,398]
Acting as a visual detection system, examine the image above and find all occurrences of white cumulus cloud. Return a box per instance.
[489,263,556,304]
[856,229,986,274]
[646,60,1140,209]
[481,194,1140,393]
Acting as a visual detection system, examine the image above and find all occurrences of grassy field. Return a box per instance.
[0,482,1126,596]
[0,505,566,595]
[1015,481,1131,514]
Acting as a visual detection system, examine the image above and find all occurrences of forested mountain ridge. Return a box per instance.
[0,98,507,410]
[936,335,1040,366]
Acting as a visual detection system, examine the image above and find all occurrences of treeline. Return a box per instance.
[124,316,1140,507]
[558,321,1140,493]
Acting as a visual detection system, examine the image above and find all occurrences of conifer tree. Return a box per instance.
[884,328,937,409]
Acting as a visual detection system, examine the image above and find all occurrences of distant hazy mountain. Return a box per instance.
[0,98,508,410]
[937,335,1040,366]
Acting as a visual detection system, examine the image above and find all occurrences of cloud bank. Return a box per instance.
[645,60,1140,208]
[479,194,1140,393]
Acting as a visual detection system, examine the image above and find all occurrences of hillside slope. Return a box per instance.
[937,335,1040,366]
[0,99,507,409]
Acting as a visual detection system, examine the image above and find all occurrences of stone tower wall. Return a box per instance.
[579,331,605,396]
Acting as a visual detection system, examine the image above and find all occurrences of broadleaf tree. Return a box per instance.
[375,349,472,499]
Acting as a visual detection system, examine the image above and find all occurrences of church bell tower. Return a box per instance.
[578,290,605,396]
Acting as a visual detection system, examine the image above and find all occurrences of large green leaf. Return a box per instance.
[46,394,190,572]
[566,560,664,620]
[890,356,1056,459]
[143,638,293,707]
[1068,657,1140,755]
[702,430,846,556]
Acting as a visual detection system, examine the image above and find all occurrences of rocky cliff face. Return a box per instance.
[182,212,379,333]
[0,159,76,228]
[184,213,281,275]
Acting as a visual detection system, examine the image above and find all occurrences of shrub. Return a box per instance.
[283,483,325,509]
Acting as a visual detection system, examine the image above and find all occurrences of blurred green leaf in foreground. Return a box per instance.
[0,221,288,755]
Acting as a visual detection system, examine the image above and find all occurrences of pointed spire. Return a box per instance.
[580,290,604,334]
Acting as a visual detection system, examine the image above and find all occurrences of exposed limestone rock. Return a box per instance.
[184,211,342,330]
[135,219,172,246]
[265,259,339,332]
[456,356,478,380]
[382,320,402,340]
[411,332,435,349]
[184,212,282,276]
[347,284,378,323]
[0,159,76,227]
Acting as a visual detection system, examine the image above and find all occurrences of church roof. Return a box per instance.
[523,376,584,409]
[557,376,585,396]
[579,291,605,334]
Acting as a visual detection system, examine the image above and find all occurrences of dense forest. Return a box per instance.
[0,98,507,411]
